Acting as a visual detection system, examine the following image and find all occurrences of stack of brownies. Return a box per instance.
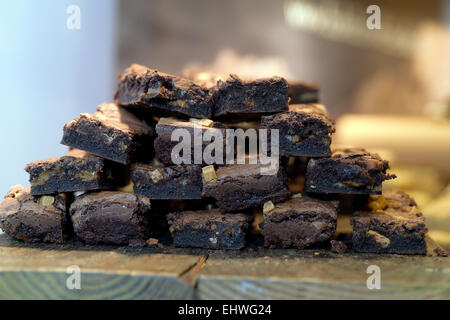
[0,63,433,255]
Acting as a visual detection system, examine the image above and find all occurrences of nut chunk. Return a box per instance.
[212,74,289,119]
[351,190,427,255]
[167,209,250,249]
[130,164,203,199]
[70,191,152,245]
[61,103,154,165]
[261,196,337,249]
[261,104,335,157]
[305,148,396,194]
[0,185,69,243]
[202,163,289,212]
[115,64,213,119]
[25,149,125,196]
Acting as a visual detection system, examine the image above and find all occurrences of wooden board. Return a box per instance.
[0,234,448,300]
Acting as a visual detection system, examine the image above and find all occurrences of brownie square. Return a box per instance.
[0,185,70,243]
[70,191,153,245]
[261,196,337,248]
[130,164,203,199]
[202,163,289,212]
[287,80,319,104]
[61,103,154,165]
[305,148,396,194]
[115,64,213,119]
[212,74,288,119]
[167,209,250,249]
[351,190,427,255]
[25,149,126,196]
[154,117,229,165]
[261,104,335,157]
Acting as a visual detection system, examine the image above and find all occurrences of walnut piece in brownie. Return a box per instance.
[212,74,289,119]
[115,64,213,119]
[25,149,126,196]
[167,209,250,249]
[130,164,203,199]
[287,80,319,104]
[202,163,289,212]
[0,185,70,243]
[61,103,154,164]
[70,191,153,245]
[261,104,335,157]
[154,117,229,165]
[305,148,396,194]
[261,196,337,248]
[351,190,427,255]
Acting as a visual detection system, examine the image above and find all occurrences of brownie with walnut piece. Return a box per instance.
[305,148,396,194]
[0,185,70,243]
[115,64,213,119]
[212,74,289,120]
[261,195,337,249]
[288,80,319,104]
[154,117,229,165]
[130,164,203,199]
[25,149,126,196]
[167,209,250,249]
[351,190,427,255]
[70,191,154,246]
[261,104,335,157]
[202,163,289,212]
[61,103,154,165]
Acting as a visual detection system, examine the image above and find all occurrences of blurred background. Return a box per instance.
[0,0,449,247]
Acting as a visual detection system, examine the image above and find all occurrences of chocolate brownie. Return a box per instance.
[70,191,153,245]
[305,148,396,194]
[154,117,229,165]
[261,104,335,157]
[61,103,154,164]
[0,185,70,243]
[115,64,213,119]
[351,190,427,255]
[25,149,126,195]
[130,164,202,199]
[202,163,289,212]
[167,209,250,249]
[260,196,337,248]
[287,80,319,104]
[212,74,289,119]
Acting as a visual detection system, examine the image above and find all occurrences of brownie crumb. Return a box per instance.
[433,247,449,257]
[146,238,163,248]
[330,240,347,254]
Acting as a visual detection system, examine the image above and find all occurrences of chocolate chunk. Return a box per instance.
[115,64,213,119]
[351,190,427,255]
[0,185,70,243]
[261,104,335,157]
[261,196,337,248]
[202,163,289,212]
[25,149,125,196]
[61,103,154,164]
[130,164,203,199]
[305,148,396,194]
[167,209,250,249]
[212,74,288,119]
[70,191,153,245]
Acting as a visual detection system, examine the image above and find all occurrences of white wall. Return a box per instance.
[0,0,118,196]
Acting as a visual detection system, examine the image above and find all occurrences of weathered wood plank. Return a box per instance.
[197,249,450,300]
[0,234,204,300]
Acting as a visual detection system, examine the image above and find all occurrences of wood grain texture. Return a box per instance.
[0,234,448,300]
[0,235,204,300]
[197,249,450,300]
